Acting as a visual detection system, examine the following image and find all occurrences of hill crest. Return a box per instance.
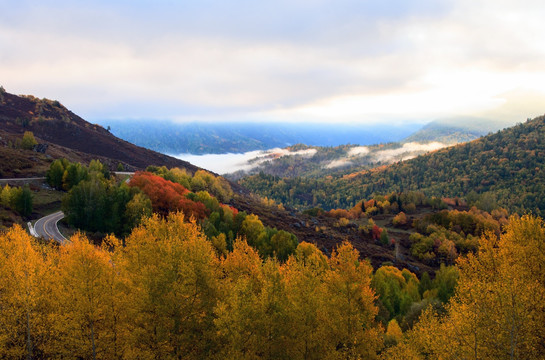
[0,90,198,173]
[240,115,545,216]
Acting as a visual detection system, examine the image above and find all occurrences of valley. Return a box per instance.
[0,89,544,359]
[1,90,543,272]
[99,119,423,155]
[3,0,545,357]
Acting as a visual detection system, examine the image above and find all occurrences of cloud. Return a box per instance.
[1,0,545,122]
[258,148,318,159]
[321,142,445,170]
[176,150,265,174]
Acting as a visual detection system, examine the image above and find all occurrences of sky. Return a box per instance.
[1,0,545,125]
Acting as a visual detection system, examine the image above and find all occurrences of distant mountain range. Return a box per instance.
[97,119,422,155]
[219,117,519,179]
[97,116,518,156]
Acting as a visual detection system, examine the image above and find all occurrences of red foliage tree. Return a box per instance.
[129,172,207,219]
[371,224,383,241]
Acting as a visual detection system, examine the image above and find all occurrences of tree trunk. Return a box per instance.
[90,320,97,360]
[26,310,33,360]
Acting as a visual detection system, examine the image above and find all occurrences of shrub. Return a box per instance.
[21,131,38,150]
[380,228,389,245]
[392,212,407,226]
[335,217,350,227]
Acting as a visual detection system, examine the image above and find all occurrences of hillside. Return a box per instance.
[0,89,437,272]
[226,141,449,180]
[223,118,513,180]
[0,128,139,178]
[0,90,198,173]
[402,116,514,144]
[240,115,545,216]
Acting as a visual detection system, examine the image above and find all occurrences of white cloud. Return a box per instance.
[1,0,545,122]
[262,148,318,158]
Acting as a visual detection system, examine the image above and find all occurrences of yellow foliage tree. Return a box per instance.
[122,212,221,359]
[21,131,38,150]
[48,233,126,359]
[384,215,545,359]
[320,241,383,359]
[385,319,403,347]
[282,242,329,359]
[214,239,269,359]
[0,225,50,359]
[239,214,267,251]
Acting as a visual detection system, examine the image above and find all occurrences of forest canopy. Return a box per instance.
[0,213,542,359]
[240,116,545,216]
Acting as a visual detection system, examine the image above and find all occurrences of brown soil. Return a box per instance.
[231,194,434,275]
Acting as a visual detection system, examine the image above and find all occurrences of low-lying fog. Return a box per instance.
[173,148,317,175]
[173,141,447,175]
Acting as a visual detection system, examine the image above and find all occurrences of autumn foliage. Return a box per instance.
[372,224,383,241]
[0,215,384,359]
[384,215,545,359]
[5,213,541,358]
[58,162,298,262]
[129,171,207,220]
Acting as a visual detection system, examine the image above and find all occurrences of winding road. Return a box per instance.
[2,173,135,244]
[0,176,66,243]
[33,211,68,244]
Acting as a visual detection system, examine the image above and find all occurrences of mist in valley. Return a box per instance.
[175,141,449,176]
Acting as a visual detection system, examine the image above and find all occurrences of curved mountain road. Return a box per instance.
[34,211,68,244]
[1,174,134,243]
